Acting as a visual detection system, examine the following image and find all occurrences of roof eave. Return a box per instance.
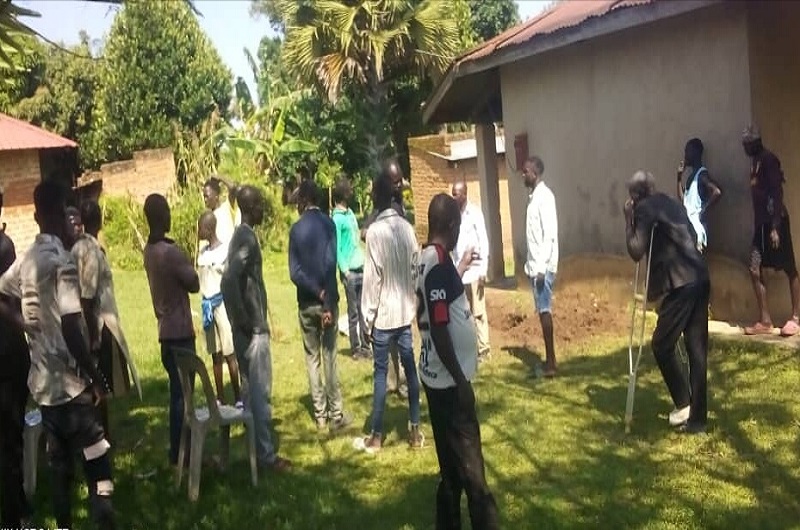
[423,0,720,125]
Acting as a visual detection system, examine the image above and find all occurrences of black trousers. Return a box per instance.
[423,382,498,530]
[651,279,710,427]
[42,388,116,530]
[0,363,30,527]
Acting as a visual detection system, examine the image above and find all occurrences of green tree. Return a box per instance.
[468,0,520,43]
[96,0,232,162]
[276,0,461,169]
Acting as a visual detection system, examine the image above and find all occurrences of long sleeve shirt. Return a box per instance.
[361,208,419,336]
[288,207,339,311]
[452,202,489,285]
[524,181,559,277]
[750,149,786,230]
[143,237,199,341]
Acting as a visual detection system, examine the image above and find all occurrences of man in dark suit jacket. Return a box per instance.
[624,170,710,434]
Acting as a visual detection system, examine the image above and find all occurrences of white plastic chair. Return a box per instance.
[173,347,257,501]
[23,408,43,498]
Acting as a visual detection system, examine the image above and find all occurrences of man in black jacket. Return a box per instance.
[624,170,709,434]
[221,186,291,472]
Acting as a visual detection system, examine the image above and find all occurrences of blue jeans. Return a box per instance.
[370,326,420,434]
[530,272,556,314]
[160,339,194,465]
[232,330,276,465]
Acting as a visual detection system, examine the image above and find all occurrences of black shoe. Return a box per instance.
[678,421,707,435]
[329,412,353,432]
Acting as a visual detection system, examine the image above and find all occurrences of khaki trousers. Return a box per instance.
[465,281,491,355]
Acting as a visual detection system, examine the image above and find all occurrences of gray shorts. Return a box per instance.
[205,302,234,356]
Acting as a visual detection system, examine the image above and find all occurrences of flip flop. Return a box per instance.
[780,318,800,337]
[744,321,774,335]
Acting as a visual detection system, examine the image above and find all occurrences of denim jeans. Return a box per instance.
[160,338,195,466]
[370,326,420,434]
[298,305,344,421]
[232,330,277,465]
[342,271,369,352]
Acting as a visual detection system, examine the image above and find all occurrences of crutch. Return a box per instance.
[625,224,655,433]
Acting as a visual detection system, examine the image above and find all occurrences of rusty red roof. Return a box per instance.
[0,113,77,151]
[458,0,653,65]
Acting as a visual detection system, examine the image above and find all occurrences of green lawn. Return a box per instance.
[26,251,800,529]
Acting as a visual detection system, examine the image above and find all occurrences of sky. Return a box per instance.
[16,0,551,103]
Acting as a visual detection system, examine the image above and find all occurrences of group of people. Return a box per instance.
[624,124,797,434]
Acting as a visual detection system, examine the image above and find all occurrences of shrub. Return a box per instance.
[99,194,148,271]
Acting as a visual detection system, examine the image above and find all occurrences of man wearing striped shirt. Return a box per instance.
[523,156,559,378]
[355,168,423,452]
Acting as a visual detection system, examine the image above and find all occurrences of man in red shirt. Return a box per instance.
[742,125,800,337]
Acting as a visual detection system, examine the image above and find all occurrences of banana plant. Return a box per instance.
[0,1,39,71]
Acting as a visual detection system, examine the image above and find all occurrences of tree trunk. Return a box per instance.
[364,67,392,173]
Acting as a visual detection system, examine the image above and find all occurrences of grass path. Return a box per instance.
[27,251,800,529]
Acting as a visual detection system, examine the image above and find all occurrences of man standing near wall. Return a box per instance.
[624,170,709,433]
[451,181,492,361]
[676,138,722,253]
[522,156,559,378]
[742,125,800,337]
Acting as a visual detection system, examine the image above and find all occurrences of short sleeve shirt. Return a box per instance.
[197,242,229,298]
[416,244,478,389]
[0,234,88,406]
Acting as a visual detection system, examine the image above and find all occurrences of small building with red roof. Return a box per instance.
[0,112,79,248]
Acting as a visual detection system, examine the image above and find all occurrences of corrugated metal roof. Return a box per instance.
[458,0,653,65]
[0,113,78,151]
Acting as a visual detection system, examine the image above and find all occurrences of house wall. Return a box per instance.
[499,3,760,321]
[0,149,42,249]
[409,134,514,257]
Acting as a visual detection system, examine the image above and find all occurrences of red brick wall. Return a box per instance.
[80,148,177,203]
[0,150,40,250]
[409,133,514,253]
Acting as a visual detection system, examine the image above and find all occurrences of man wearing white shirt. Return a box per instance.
[451,181,492,360]
[522,156,559,377]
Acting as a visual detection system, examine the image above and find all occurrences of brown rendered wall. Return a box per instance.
[409,133,513,257]
[0,149,41,250]
[81,148,177,203]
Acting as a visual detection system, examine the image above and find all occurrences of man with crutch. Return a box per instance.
[624,170,710,434]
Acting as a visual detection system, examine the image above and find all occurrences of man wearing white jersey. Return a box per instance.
[416,193,498,530]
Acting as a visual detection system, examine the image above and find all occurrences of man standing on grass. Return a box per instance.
[0,187,31,527]
[451,181,492,361]
[522,156,559,377]
[355,170,423,453]
[289,180,351,432]
[624,170,709,434]
[203,175,241,245]
[197,211,242,408]
[741,125,800,337]
[417,193,498,530]
[361,159,409,399]
[0,181,116,529]
[331,178,371,360]
[222,185,291,472]
[143,194,199,468]
[72,200,142,443]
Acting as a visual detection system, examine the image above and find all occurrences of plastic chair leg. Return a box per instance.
[187,425,207,502]
[175,426,190,488]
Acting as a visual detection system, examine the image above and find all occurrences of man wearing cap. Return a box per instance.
[741,125,800,337]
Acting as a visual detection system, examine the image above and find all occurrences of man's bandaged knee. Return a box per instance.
[83,439,111,460]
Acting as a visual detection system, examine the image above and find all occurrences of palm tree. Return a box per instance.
[277,0,461,169]
[0,1,38,72]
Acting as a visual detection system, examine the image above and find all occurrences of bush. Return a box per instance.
[100,195,148,271]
